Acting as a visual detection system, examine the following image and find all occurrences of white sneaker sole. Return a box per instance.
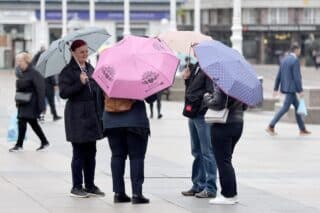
[69,193,89,198]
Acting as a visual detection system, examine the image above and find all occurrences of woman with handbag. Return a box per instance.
[203,83,247,205]
[59,40,105,198]
[101,94,156,204]
[9,52,49,152]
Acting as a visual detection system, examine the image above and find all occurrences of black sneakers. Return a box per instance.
[114,193,131,203]
[36,143,50,151]
[9,145,23,152]
[132,194,150,204]
[84,185,105,197]
[53,116,62,121]
[70,187,89,198]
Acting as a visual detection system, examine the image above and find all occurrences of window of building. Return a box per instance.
[217,9,231,25]
[202,10,209,25]
[268,8,288,24]
[278,9,288,24]
[243,9,258,25]
[209,9,218,25]
[303,8,314,24]
[315,9,320,24]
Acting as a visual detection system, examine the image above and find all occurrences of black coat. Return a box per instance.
[184,63,212,116]
[59,58,103,143]
[16,66,45,119]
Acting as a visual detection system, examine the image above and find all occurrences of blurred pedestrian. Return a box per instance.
[203,83,247,205]
[149,91,163,119]
[266,44,311,136]
[59,39,105,198]
[9,52,49,152]
[101,94,157,204]
[45,75,62,121]
[181,62,217,198]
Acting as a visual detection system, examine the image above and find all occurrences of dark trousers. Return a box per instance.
[46,92,58,118]
[211,122,243,198]
[71,142,97,189]
[107,128,148,195]
[16,118,48,147]
[149,93,162,116]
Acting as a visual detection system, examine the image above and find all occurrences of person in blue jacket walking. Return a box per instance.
[266,43,311,136]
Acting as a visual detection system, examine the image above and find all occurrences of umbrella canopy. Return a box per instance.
[92,35,180,100]
[194,40,263,106]
[36,27,110,77]
[158,31,212,55]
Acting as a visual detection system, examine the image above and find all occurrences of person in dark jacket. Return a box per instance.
[266,44,311,136]
[203,83,247,205]
[9,52,49,152]
[45,75,61,121]
[101,94,156,204]
[181,63,217,198]
[59,40,104,198]
[148,91,163,119]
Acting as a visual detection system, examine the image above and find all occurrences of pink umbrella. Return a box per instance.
[93,35,180,100]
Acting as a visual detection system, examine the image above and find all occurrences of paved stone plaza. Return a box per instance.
[0,67,320,213]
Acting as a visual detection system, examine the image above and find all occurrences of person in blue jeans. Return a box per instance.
[181,63,217,198]
[266,43,311,136]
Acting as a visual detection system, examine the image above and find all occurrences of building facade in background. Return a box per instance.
[0,0,184,69]
[179,0,320,65]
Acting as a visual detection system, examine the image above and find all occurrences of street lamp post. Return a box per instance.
[123,0,131,36]
[62,0,67,37]
[231,0,243,54]
[170,0,177,31]
[194,0,200,32]
[89,0,95,26]
[40,0,45,27]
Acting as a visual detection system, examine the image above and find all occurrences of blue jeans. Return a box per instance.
[270,93,306,131]
[188,115,217,193]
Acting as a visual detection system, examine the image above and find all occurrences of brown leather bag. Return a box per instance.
[104,95,134,112]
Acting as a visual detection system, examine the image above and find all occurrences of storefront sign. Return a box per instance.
[244,25,318,32]
[35,10,169,21]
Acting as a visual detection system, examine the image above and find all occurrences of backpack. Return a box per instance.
[104,94,134,113]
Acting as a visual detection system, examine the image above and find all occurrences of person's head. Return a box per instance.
[70,39,88,64]
[290,43,301,57]
[15,52,32,71]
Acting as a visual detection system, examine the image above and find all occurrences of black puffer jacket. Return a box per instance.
[203,83,247,123]
[59,57,103,143]
[16,66,45,119]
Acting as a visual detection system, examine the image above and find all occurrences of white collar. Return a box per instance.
[290,53,297,58]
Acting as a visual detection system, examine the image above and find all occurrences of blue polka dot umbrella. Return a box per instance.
[193,40,263,107]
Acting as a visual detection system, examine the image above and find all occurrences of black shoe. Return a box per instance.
[157,114,163,119]
[132,194,150,204]
[9,145,23,152]
[84,185,105,197]
[36,143,49,151]
[114,193,131,203]
[70,187,89,198]
[181,189,199,196]
[53,116,62,121]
